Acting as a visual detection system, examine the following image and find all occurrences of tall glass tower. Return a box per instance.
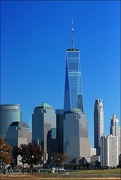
[64,20,83,112]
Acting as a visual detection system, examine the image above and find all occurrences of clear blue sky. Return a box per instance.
[1,1,120,146]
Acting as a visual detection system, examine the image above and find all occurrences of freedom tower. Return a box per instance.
[64,20,83,112]
[63,20,90,162]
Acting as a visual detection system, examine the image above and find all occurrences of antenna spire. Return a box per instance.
[72,18,74,48]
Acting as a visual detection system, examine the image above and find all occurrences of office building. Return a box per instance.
[56,109,64,154]
[0,104,22,139]
[6,121,32,147]
[32,102,57,162]
[64,108,90,163]
[6,121,32,165]
[100,135,118,167]
[64,19,83,112]
[110,113,121,155]
[94,99,104,155]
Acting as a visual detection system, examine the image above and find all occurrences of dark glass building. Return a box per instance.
[64,20,83,112]
[56,109,64,154]
[0,104,22,139]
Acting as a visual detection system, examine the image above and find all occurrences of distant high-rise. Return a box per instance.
[94,99,104,155]
[110,113,120,137]
[110,113,121,156]
[64,19,83,112]
[32,102,57,162]
[0,104,22,139]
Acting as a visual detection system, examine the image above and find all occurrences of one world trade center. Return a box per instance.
[64,20,84,112]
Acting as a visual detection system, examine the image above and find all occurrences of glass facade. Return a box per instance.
[56,109,64,154]
[63,21,90,162]
[0,104,21,139]
[64,48,83,112]
[32,102,57,161]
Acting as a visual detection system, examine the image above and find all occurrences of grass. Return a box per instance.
[0,168,121,180]
[69,168,121,174]
[0,174,120,180]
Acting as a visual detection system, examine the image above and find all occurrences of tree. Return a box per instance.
[52,153,68,170]
[14,143,44,173]
[0,136,13,173]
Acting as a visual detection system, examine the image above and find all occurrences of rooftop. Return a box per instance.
[70,108,82,113]
[67,48,79,51]
[35,102,53,109]
[10,121,29,128]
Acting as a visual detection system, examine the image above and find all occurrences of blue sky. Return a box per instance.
[1,1,120,146]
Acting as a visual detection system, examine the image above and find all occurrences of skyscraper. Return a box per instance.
[0,104,22,139]
[110,113,121,156]
[100,135,118,167]
[64,19,83,112]
[32,102,57,162]
[64,108,90,163]
[63,20,90,163]
[56,109,64,154]
[110,113,120,137]
[94,99,104,155]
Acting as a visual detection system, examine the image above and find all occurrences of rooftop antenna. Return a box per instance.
[72,18,74,49]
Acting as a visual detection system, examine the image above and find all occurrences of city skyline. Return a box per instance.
[1,1,120,146]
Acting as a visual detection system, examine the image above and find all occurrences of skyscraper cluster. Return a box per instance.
[0,20,120,167]
[94,100,121,167]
